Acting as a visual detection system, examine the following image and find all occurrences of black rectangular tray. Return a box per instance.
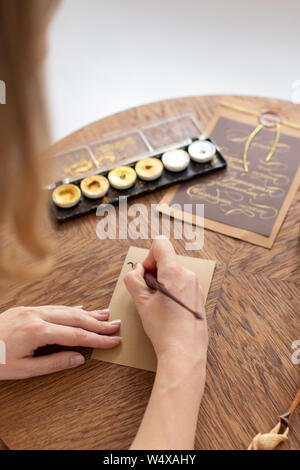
[50,137,227,222]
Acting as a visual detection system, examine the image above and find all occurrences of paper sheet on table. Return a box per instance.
[92,246,215,372]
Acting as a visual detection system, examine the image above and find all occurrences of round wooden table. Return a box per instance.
[0,95,299,450]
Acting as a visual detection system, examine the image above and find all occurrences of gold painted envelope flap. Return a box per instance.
[92,246,215,372]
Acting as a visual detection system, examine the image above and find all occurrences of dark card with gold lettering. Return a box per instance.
[157,101,300,248]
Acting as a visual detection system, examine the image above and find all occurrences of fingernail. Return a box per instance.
[109,336,122,344]
[96,308,109,313]
[109,319,121,325]
[134,263,143,272]
[70,354,85,368]
[95,312,109,317]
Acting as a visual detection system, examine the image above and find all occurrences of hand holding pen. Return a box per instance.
[124,238,207,361]
[127,265,202,320]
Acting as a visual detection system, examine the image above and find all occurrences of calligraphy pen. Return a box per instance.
[127,262,202,320]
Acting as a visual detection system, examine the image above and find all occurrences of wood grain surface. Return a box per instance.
[0,95,299,450]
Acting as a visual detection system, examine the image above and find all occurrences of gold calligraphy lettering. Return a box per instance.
[225,128,290,154]
[186,184,278,220]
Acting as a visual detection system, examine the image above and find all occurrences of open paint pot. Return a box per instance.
[80,175,109,199]
[135,157,163,181]
[162,149,190,172]
[52,184,81,208]
[188,140,216,163]
[108,166,137,190]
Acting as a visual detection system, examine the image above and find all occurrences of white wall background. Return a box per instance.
[46,0,300,143]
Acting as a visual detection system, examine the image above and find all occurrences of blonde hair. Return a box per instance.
[0,0,59,282]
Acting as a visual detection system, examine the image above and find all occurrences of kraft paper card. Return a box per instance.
[157,101,300,248]
[92,246,215,372]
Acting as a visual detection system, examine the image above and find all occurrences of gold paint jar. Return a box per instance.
[108,166,137,190]
[52,184,81,208]
[135,157,163,181]
[80,175,109,199]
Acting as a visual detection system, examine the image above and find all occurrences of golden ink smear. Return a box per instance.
[64,160,93,177]
[96,137,135,154]
[97,155,116,167]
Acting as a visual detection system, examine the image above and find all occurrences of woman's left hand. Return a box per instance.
[0,305,121,380]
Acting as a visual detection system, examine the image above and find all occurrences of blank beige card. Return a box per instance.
[92,246,215,372]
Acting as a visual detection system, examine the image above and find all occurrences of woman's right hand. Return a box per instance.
[0,305,121,380]
[125,238,208,450]
[124,238,208,369]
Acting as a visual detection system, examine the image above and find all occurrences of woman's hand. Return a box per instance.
[0,305,121,380]
[124,238,208,366]
[125,238,208,449]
